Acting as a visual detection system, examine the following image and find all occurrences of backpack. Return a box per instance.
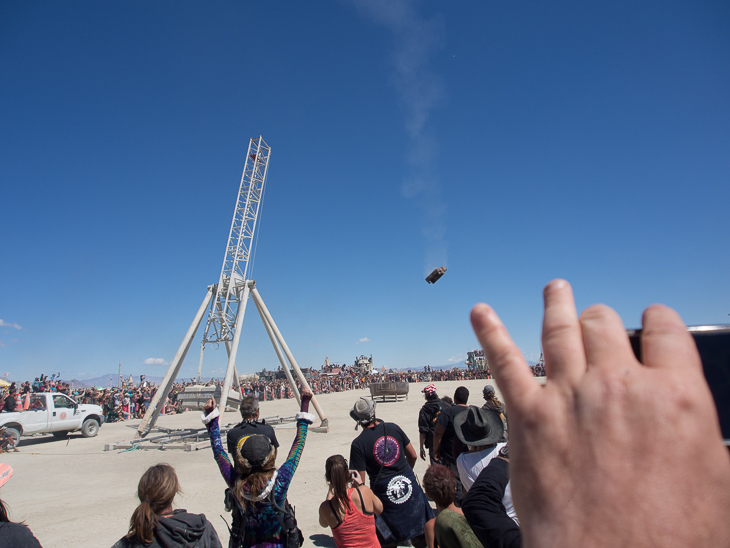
[224,488,302,548]
[430,400,450,430]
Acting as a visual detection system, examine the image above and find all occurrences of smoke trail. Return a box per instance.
[352,0,448,274]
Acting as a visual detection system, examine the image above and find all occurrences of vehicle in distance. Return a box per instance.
[0,393,104,445]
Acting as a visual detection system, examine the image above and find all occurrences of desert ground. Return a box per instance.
[0,378,536,548]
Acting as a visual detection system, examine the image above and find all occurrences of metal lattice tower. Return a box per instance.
[201,136,271,347]
[135,136,328,438]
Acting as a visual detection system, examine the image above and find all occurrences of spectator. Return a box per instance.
[0,428,18,454]
[2,390,16,414]
[226,395,279,459]
[433,387,469,505]
[418,384,450,464]
[0,466,43,547]
[202,389,314,548]
[454,407,506,493]
[480,386,505,415]
[469,279,730,548]
[348,397,433,547]
[112,463,221,548]
[422,464,480,548]
[461,445,519,548]
[318,454,383,548]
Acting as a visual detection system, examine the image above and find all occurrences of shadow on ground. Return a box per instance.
[16,434,79,447]
[309,534,336,547]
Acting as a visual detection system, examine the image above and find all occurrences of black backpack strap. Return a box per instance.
[225,488,247,548]
[268,490,302,548]
[373,421,388,485]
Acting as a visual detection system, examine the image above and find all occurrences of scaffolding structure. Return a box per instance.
[135,137,327,439]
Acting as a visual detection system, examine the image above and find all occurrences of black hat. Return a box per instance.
[238,435,275,469]
[454,405,504,446]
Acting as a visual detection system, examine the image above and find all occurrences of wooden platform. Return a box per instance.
[369,381,409,402]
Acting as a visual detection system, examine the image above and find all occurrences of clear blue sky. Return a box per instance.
[1,1,728,381]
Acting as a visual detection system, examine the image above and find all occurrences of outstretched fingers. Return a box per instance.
[541,280,586,386]
[641,304,700,371]
[471,303,540,417]
[579,304,636,369]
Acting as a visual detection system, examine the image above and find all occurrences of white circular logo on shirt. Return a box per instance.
[386,475,412,504]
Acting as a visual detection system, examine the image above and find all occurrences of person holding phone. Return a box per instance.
[469,279,730,548]
[348,397,433,546]
[318,455,383,548]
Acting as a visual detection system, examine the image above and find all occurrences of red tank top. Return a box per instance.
[329,487,379,548]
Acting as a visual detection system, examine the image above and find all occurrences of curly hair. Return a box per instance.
[422,464,457,508]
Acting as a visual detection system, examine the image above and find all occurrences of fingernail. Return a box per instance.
[546,279,568,292]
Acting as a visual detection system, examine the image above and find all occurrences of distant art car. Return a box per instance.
[425,266,447,284]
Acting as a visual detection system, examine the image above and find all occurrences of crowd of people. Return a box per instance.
[0,363,546,428]
[1,281,729,547]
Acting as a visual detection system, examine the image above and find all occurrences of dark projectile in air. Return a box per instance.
[425,266,447,284]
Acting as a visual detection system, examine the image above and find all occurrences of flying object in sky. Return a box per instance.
[425,267,447,284]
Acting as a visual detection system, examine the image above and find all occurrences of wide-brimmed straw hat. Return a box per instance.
[454,405,504,446]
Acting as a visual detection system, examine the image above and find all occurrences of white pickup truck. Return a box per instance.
[0,393,104,444]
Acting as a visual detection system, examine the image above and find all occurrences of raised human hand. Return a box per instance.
[203,397,216,415]
[470,279,730,548]
[349,470,364,486]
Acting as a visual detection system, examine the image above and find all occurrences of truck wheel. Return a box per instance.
[4,427,20,446]
[52,431,69,439]
[81,419,99,438]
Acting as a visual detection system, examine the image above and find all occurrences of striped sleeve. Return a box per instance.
[274,412,315,503]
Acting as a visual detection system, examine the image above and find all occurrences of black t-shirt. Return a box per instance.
[349,421,411,484]
[462,458,521,548]
[436,404,468,465]
[418,399,450,449]
[3,395,16,413]
[226,420,280,457]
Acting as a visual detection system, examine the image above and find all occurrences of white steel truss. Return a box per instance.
[136,137,328,438]
[203,136,270,345]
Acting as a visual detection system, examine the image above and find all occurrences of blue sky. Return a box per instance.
[1,1,728,381]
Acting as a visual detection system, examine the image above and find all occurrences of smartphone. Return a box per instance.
[627,325,730,445]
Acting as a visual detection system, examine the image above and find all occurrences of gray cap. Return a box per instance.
[350,397,376,423]
[483,385,495,396]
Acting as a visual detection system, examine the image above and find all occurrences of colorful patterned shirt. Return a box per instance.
[206,410,313,548]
